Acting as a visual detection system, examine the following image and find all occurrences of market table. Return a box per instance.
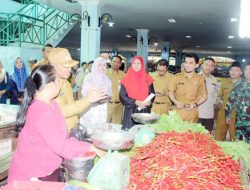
[0,122,17,181]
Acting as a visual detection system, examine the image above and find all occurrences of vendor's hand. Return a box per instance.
[90,145,107,158]
[87,89,108,103]
[135,100,146,109]
[175,101,184,109]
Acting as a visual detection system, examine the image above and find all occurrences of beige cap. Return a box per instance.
[48,48,79,68]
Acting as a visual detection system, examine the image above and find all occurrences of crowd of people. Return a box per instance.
[1,44,249,182]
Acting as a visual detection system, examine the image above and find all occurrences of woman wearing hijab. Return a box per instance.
[80,57,112,127]
[12,57,28,97]
[120,56,155,130]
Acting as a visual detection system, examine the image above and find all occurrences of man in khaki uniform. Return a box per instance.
[169,54,208,123]
[215,62,242,141]
[106,55,125,124]
[32,44,53,70]
[48,48,108,131]
[151,59,173,115]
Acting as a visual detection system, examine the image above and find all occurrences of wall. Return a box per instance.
[0,46,42,74]
[0,0,24,13]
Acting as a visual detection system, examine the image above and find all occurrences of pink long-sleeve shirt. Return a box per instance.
[8,100,91,182]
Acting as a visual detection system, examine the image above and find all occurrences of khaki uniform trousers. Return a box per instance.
[151,103,170,115]
[176,108,198,123]
[215,109,236,141]
[107,102,123,124]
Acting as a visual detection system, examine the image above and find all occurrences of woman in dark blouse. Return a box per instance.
[0,62,12,104]
[119,56,155,130]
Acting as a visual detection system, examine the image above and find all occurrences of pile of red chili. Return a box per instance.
[128,132,242,190]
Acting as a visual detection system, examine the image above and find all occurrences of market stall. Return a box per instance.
[0,104,19,181]
[2,111,250,190]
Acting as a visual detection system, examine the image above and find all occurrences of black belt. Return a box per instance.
[109,101,120,104]
[154,102,167,104]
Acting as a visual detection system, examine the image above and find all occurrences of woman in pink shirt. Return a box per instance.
[8,65,103,182]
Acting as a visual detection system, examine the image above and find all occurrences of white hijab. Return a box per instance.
[0,68,6,84]
[82,57,112,97]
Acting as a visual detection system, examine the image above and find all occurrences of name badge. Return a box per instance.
[177,82,184,85]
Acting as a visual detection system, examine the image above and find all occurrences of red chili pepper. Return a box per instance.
[128,132,243,190]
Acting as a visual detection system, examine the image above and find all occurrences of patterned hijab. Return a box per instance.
[13,57,28,92]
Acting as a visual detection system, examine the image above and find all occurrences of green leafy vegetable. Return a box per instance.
[216,140,250,172]
[150,111,208,134]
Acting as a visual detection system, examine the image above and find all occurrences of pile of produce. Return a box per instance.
[128,132,242,190]
[216,141,250,172]
[150,111,208,134]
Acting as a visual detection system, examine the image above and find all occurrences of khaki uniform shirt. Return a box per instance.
[219,78,242,109]
[106,69,125,102]
[151,71,173,103]
[219,79,234,109]
[55,79,90,131]
[169,72,207,105]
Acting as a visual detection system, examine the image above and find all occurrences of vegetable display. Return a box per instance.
[128,132,242,190]
[216,141,250,172]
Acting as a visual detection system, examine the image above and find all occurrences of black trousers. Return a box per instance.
[198,118,214,132]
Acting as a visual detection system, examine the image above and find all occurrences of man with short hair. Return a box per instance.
[215,62,242,141]
[48,48,108,130]
[151,59,173,115]
[169,54,207,123]
[32,44,53,70]
[106,55,125,124]
[225,63,250,142]
[198,57,218,132]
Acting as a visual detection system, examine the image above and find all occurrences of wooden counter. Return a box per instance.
[0,122,17,181]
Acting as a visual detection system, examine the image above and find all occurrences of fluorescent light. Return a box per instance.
[108,22,114,27]
[242,59,246,62]
[231,18,238,22]
[154,42,158,46]
[239,0,250,38]
[185,35,192,38]
[196,46,200,48]
[228,35,235,39]
[168,18,176,23]
[227,46,232,49]
[125,35,132,38]
[77,48,80,51]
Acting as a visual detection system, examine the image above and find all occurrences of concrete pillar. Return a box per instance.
[78,0,101,63]
[136,29,149,68]
[176,49,183,66]
[161,41,170,61]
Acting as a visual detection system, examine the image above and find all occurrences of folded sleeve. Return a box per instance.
[168,75,177,93]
